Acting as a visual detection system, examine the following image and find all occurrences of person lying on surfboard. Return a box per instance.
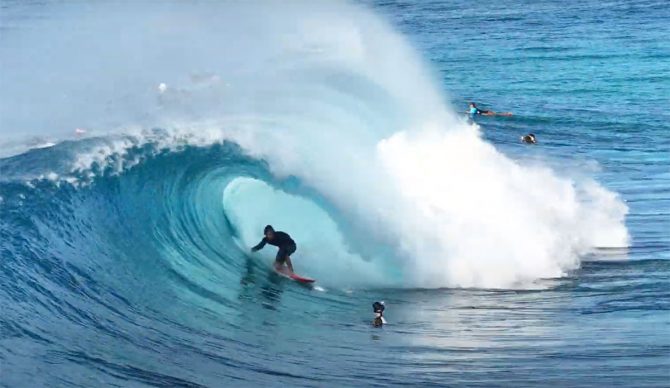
[468,102,512,117]
[251,225,296,275]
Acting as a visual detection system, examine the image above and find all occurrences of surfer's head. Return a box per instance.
[263,225,275,240]
[469,102,477,108]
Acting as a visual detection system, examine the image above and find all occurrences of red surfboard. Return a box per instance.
[288,273,315,284]
[275,268,315,284]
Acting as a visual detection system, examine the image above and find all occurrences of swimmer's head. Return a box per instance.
[521,133,537,144]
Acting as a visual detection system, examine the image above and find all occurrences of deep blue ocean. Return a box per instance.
[1,0,669,387]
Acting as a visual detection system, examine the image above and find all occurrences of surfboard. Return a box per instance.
[288,273,316,284]
[275,268,315,284]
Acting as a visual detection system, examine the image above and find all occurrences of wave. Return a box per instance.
[0,0,629,292]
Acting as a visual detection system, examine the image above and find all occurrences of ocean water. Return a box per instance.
[1,0,669,387]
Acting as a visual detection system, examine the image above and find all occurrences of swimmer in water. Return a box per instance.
[468,102,513,117]
[521,133,537,144]
[372,301,386,327]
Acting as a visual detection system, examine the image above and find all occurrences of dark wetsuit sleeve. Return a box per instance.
[251,238,267,252]
[273,232,295,247]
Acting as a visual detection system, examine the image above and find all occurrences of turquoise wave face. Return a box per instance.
[0,143,260,320]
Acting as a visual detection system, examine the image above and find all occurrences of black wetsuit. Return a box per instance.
[252,232,296,263]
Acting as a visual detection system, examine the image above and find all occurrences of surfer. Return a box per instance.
[468,102,512,117]
[251,225,296,275]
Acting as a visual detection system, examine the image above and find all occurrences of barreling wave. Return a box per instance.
[0,0,629,295]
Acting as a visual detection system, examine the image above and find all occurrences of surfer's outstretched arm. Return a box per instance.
[251,238,267,252]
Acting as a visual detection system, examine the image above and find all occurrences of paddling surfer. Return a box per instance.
[468,102,512,117]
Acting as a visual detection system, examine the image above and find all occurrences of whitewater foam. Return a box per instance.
[376,127,629,287]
